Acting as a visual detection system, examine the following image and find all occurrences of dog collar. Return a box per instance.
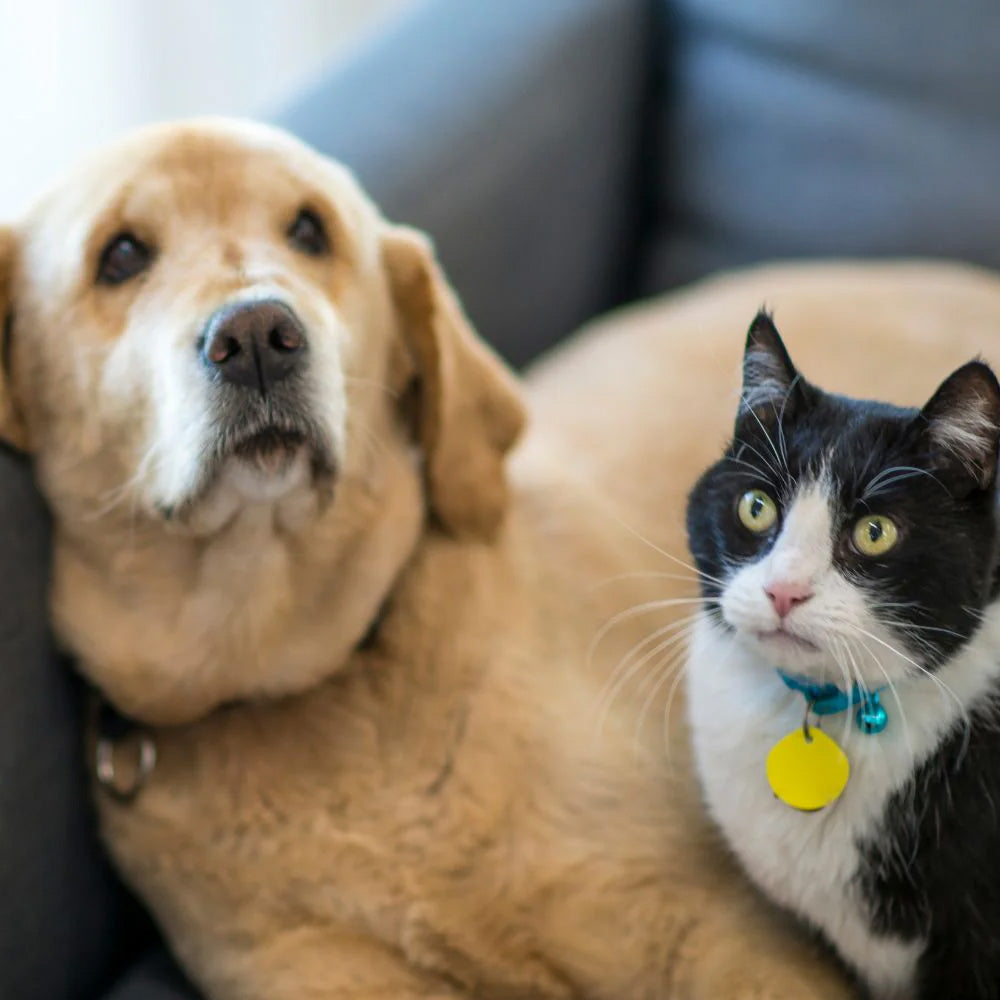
[93,699,158,802]
[93,594,394,802]
[777,669,888,734]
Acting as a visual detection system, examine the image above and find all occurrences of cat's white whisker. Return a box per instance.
[850,633,915,762]
[828,635,860,747]
[722,455,777,481]
[595,619,699,737]
[599,613,700,691]
[847,623,972,759]
[862,465,947,500]
[870,599,920,611]
[733,431,786,486]
[587,597,714,674]
[896,621,966,642]
[589,570,706,591]
[632,641,691,758]
[775,374,801,474]
[602,510,728,588]
[738,390,788,477]
[660,649,693,766]
[627,620,697,696]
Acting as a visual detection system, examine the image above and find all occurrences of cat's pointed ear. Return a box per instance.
[918,360,1000,493]
[737,310,802,429]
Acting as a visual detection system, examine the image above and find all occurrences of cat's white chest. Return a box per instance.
[687,618,926,999]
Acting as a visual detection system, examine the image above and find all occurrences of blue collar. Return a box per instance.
[777,670,888,734]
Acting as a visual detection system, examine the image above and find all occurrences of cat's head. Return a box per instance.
[686,311,1000,688]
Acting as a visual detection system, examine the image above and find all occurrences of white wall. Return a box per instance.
[0,0,413,218]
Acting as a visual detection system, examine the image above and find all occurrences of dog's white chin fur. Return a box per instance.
[227,448,312,500]
[175,448,320,536]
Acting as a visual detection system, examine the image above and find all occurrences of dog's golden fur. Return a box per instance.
[5,119,998,999]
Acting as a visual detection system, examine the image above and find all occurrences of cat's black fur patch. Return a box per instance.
[686,312,1000,998]
[860,701,1000,999]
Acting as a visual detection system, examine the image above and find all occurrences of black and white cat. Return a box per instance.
[685,312,1000,1000]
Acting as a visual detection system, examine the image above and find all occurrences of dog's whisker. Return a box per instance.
[344,375,400,399]
[346,414,391,468]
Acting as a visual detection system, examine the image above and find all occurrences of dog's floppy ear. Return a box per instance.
[0,228,27,451]
[382,226,526,540]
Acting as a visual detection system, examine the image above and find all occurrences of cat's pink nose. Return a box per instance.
[764,581,814,618]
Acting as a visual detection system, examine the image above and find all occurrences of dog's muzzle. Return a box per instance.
[174,298,338,510]
[201,298,331,466]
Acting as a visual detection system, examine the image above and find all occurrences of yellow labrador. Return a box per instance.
[0,118,883,999]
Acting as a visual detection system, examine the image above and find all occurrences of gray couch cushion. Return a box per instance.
[0,450,121,1000]
[277,0,652,366]
[102,951,195,1000]
[644,0,1000,293]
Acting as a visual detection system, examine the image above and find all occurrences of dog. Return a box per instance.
[0,118,892,999]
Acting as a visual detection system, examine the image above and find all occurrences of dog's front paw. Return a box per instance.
[669,912,858,1000]
[681,967,855,1000]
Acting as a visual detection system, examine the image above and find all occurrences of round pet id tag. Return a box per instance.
[766,727,850,812]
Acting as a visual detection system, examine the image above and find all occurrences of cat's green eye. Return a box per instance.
[737,489,778,533]
[852,515,899,557]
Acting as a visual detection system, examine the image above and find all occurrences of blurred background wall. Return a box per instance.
[0,0,412,217]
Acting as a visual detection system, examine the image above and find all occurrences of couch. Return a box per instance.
[4,0,1000,996]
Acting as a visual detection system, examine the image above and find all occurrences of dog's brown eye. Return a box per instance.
[287,208,329,256]
[97,233,152,285]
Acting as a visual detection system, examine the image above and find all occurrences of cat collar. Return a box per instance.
[777,670,888,735]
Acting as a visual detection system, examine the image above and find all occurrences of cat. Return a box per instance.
[685,311,1000,1000]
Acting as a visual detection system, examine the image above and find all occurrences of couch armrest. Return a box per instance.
[275,0,653,365]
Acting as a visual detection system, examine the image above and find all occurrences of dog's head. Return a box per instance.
[0,119,525,721]
[4,119,523,535]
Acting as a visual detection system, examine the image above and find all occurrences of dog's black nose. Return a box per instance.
[202,300,306,392]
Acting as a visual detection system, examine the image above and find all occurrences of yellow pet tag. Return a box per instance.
[766,727,850,812]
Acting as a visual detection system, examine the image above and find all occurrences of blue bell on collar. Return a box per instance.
[856,690,888,734]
